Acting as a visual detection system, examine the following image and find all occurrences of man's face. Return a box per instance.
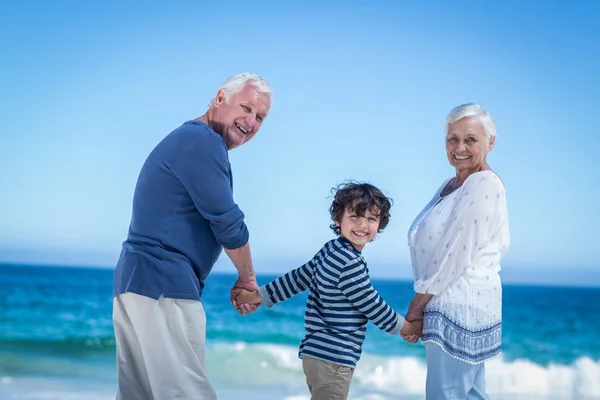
[212,84,271,150]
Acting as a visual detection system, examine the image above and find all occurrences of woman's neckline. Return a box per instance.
[439,170,497,198]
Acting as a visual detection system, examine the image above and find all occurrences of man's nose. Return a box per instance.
[243,113,257,128]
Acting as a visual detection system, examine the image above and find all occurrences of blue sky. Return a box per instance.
[1,1,598,284]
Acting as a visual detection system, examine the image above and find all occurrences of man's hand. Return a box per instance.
[230,276,261,315]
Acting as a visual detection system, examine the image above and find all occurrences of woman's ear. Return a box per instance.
[488,135,496,152]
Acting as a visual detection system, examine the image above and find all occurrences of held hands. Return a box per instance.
[230,276,261,315]
[231,287,262,305]
[400,319,423,344]
[401,299,427,344]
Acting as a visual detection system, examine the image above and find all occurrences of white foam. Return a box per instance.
[486,356,600,398]
[208,342,600,399]
[0,377,114,400]
[3,343,599,400]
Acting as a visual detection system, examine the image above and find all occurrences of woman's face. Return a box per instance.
[445,117,494,174]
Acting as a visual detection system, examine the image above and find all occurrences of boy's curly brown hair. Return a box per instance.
[329,181,393,236]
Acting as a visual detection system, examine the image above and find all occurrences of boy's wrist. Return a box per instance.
[257,286,274,308]
[252,291,262,303]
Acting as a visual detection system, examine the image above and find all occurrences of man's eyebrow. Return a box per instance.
[447,132,478,136]
[241,101,264,111]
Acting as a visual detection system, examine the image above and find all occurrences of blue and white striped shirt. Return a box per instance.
[258,237,405,368]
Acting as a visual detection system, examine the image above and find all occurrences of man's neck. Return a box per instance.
[195,113,210,128]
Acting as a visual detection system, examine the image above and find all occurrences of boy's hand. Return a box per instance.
[230,277,261,315]
[232,288,262,305]
[400,319,423,343]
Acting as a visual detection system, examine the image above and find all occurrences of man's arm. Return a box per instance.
[226,243,260,315]
[173,133,250,251]
[172,131,256,314]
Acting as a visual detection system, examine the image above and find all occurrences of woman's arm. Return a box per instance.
[413,171,507,295]
[406,293,434,321]
[401,293,433,343]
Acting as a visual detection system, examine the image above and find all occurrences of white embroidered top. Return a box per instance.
[408,171,510,364]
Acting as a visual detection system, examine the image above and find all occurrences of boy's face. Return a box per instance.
[335,208,380,251]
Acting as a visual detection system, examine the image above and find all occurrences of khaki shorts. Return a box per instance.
[302,355,355,400]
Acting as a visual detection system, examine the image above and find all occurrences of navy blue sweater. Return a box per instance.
[258,237,405,367]
[113,120,248,300]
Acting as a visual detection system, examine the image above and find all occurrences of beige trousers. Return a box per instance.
[302,355,355,400]
[113,292,217,400]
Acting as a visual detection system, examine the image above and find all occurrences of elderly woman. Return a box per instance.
[403,103,510,399]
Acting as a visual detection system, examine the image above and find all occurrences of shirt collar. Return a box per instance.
[336,236,362,255]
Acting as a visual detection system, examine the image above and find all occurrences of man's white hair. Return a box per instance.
[208,72,273,108]
[444,103,496,146]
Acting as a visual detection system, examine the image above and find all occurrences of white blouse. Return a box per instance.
[408,170,510,364]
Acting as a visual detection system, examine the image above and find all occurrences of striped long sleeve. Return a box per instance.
[259,256,318,307]
[257,237,406,368]
[339,258,404,334]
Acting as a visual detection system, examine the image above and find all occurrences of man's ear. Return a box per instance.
[215,88,226,106]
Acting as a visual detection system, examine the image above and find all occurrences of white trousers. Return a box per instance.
[113,292,217,400]
[425,343,490,400]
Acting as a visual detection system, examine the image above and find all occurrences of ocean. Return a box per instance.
[1,263,599,400]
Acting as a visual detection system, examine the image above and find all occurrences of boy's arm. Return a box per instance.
[258,254,319,308]
[339,258,405,335]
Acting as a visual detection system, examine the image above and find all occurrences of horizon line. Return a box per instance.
[1,261,599,289]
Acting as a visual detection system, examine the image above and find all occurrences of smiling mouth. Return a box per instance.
[352,231,368,237]
[454,155,471,160]
[235,121,248,135]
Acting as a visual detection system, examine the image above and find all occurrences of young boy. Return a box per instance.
[233,182,422,400]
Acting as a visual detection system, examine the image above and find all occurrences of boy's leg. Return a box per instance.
[425,343,481,400]
[113,292,217,400]
[302,355,354,400]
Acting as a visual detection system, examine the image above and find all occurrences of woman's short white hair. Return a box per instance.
[444,103,496,144]
[208,72,273,107]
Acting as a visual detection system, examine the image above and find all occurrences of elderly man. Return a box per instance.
[112,72,273,400]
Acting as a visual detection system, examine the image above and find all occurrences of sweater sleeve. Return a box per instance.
[339,257,405,334]
[172,134,248,250]
[413,171,509,295]
[258,252,319,308]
